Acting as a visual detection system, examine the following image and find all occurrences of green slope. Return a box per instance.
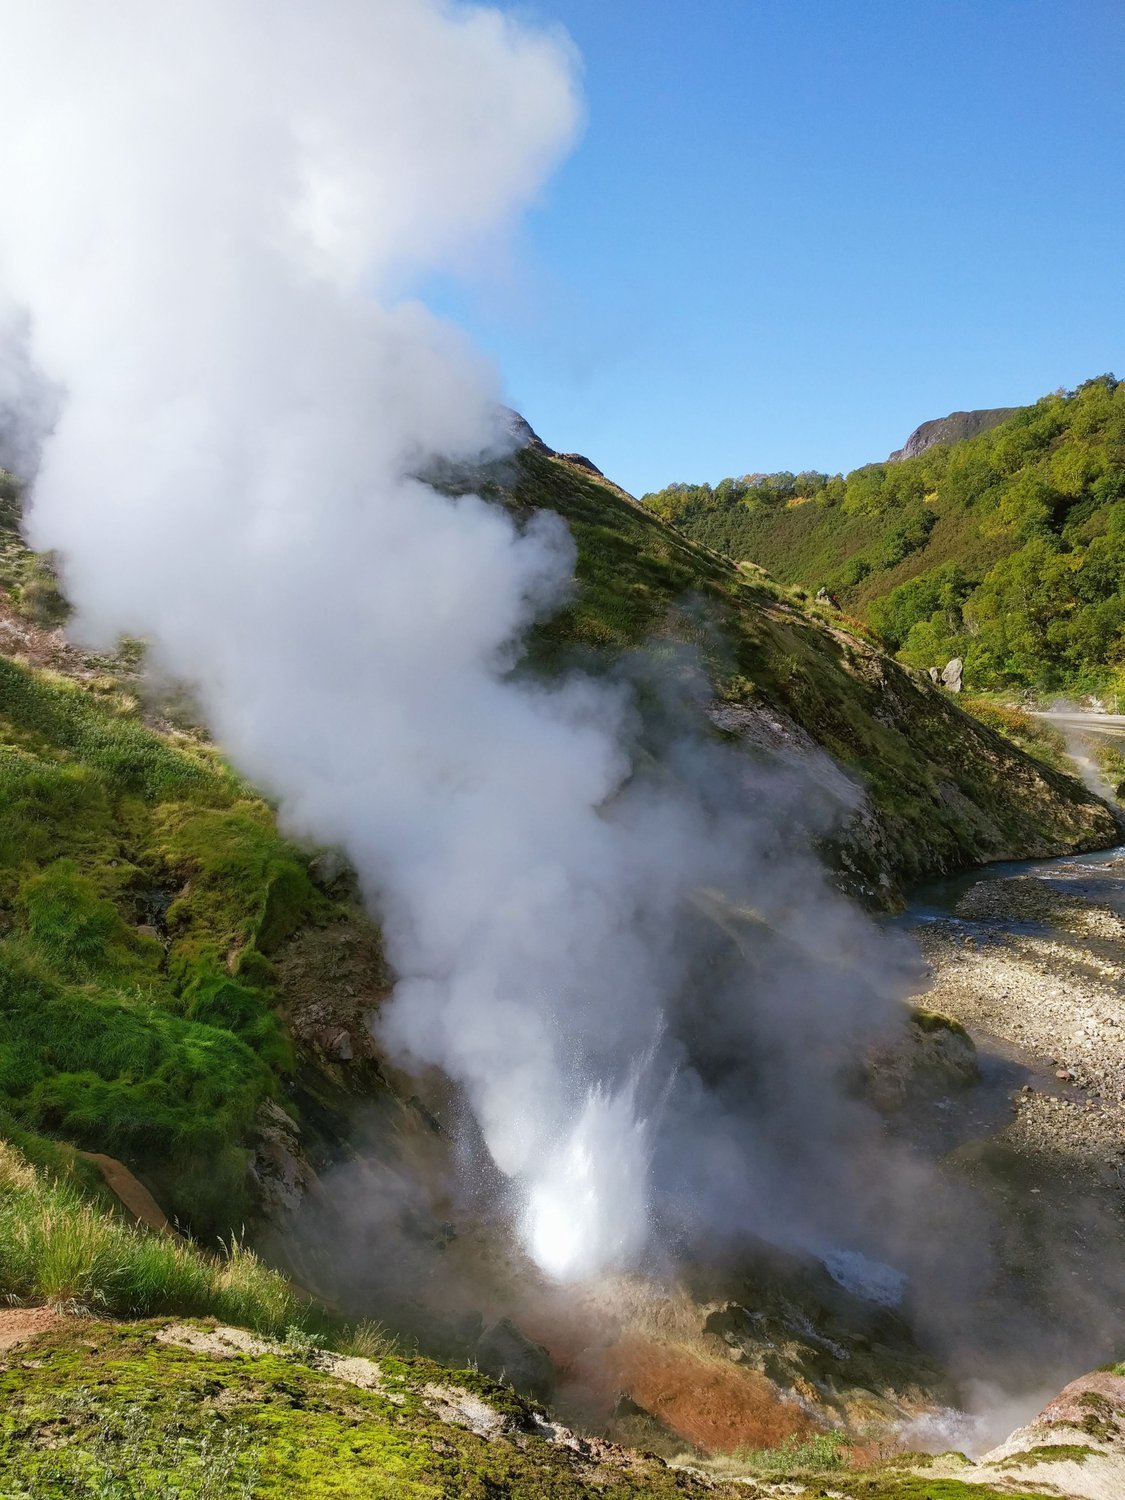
[643,375,1125,694]
[0,444,1118,1491]
[504,446,1118,896]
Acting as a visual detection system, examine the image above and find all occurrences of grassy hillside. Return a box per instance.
[503,446,1119,896]
[0,651,330,1235]
[643,375,1125,695]
[0,448,1117,1495]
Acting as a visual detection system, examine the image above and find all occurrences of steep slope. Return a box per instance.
[501,444,1119,897]
[644,376,1125,694]
[0,444,1122,1490]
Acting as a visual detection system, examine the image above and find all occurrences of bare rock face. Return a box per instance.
[887,406,1017,463]
[558,451,605,477]
[308,849,352,892]
[249,1099,316,1220]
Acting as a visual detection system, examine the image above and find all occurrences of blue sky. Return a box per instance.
[430,0,1125,496]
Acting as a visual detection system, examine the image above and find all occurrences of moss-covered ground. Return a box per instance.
[0,652,328,1236]
[0,1319,1071,1500]
[0,1320,747,1499]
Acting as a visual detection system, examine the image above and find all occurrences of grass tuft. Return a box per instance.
[0,1140,304,1334]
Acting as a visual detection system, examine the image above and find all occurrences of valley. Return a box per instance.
[0,4,1120,1494]
[642,378,1125,706]
[0,434,1122,1496]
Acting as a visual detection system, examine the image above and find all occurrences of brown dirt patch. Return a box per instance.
[0,1307,64,1352]
[600,1337,812,1453]
[0,594,78,674]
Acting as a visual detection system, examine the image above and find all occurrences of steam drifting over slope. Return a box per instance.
[0,0,928,1286]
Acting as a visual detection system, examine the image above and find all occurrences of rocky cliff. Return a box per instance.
[886,404,1018,461]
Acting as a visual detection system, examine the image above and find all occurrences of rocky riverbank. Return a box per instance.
[910,852,1125,1187]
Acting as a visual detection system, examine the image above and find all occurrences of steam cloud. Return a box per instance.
[1,0,930,1290]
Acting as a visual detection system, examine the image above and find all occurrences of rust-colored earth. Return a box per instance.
[599,1337,812,1452]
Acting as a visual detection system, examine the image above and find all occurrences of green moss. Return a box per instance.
[0,655,345,1236]
[812,1480,1058,1500]
[998,1444,1098,1466]
[0,1322,745,1498]
[1073,1389,1122,1440]
[20,860,161,981]
[910,1009,971,1041]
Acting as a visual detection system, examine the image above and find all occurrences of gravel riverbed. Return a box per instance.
[911,852,1125,1189]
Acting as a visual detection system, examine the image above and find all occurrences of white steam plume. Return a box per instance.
[0,1,920,1288]
[0,0,741,1280]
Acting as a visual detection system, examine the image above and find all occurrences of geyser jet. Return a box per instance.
[0,0,921,1287]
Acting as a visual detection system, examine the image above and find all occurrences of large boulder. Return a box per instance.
[941,657,964,692]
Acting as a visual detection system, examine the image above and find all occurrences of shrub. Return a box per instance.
[735,1429,850,1475]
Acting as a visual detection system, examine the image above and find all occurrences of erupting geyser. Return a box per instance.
[0,0,927,1291]
[523,1085,653,1282]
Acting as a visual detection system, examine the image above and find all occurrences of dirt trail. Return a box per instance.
[78,1151,172,1234]
[0,1308,63,1352]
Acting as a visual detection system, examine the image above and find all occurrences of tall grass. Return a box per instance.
[0,1141,303,1334]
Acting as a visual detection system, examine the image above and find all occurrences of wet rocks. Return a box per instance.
[249,1099,316,1220]
[308,849,352,892]
[866,1006,980,1109]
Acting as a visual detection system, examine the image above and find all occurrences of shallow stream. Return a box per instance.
[898,841,1125,934]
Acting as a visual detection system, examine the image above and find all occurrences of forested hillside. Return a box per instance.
[643,376,1125,694]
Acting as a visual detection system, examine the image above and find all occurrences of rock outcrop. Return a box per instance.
[941,656,964,692]
[923,1368,1125,1500]
[887,405,1018,462]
